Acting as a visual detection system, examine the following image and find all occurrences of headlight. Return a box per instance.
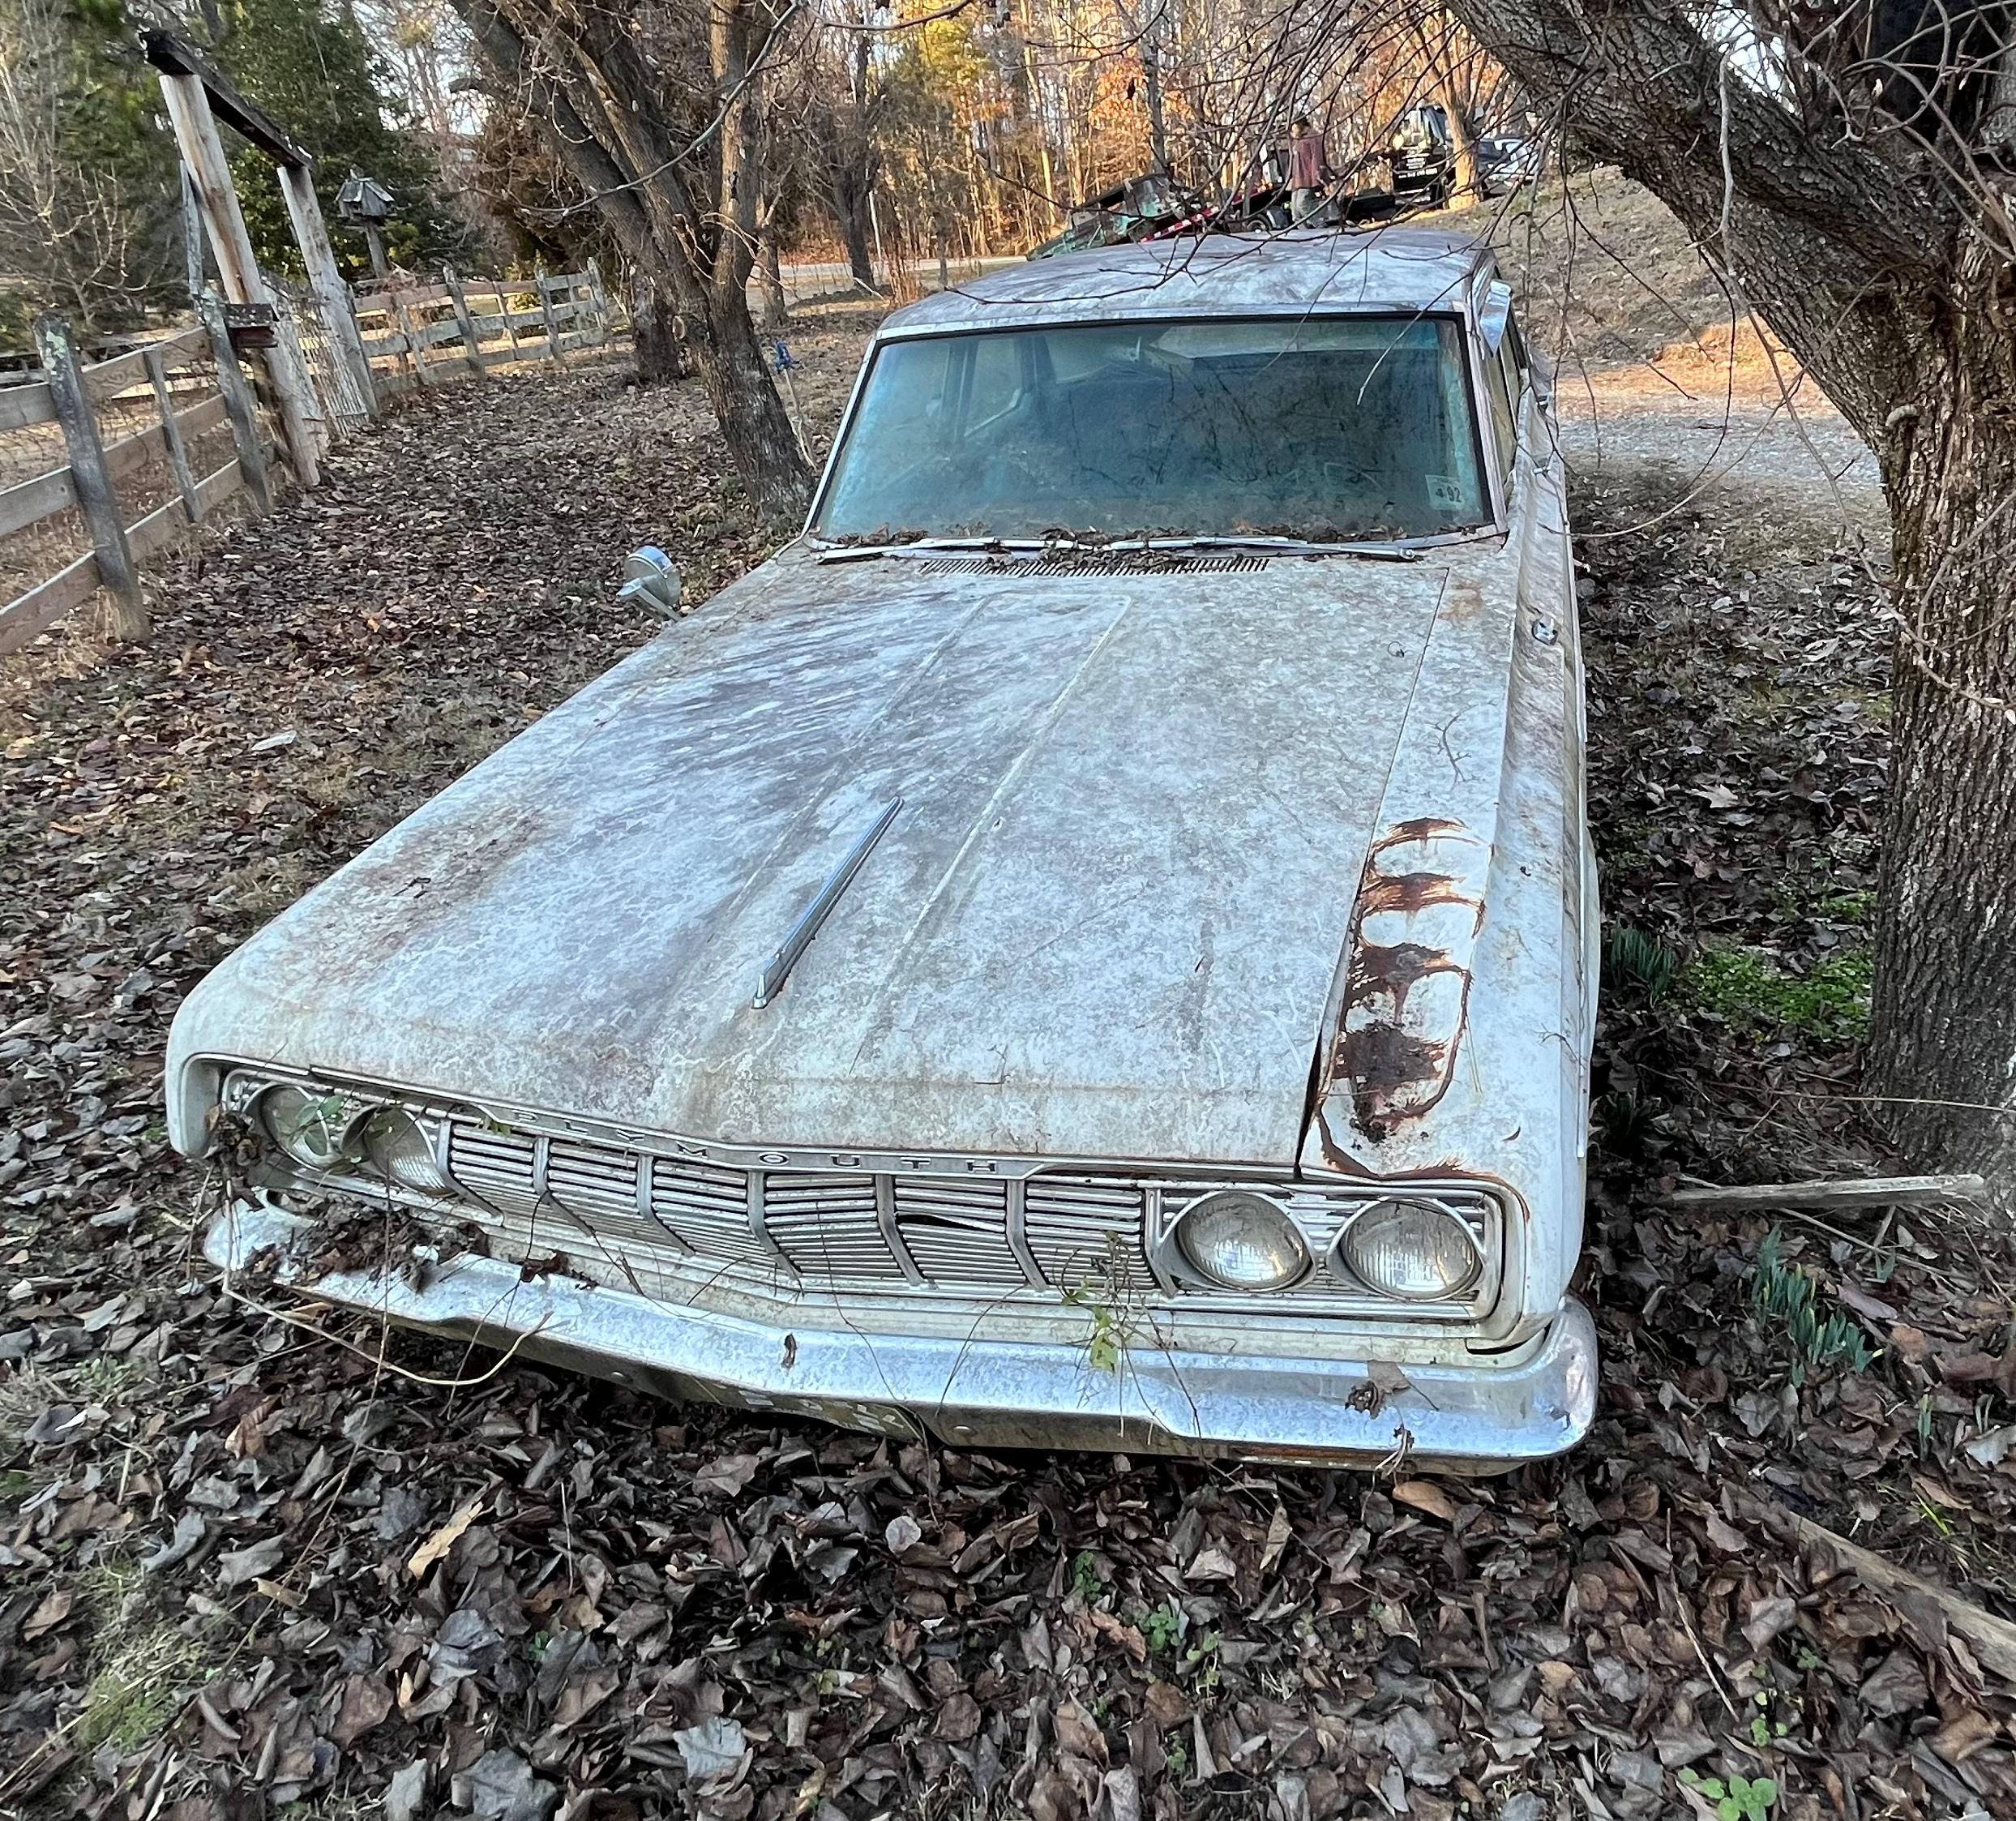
[1336,1198,1480,1300]
[362,1107,455,1197]
[259,1085,360,1169]
[1175,1190,1309,1292]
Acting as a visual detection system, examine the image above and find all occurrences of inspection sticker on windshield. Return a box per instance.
[1427,474,1467,512]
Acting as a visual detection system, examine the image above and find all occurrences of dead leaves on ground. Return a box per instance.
[0,347,2014,1819]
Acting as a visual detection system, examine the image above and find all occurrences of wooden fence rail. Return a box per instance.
[0,300,272,657]
[348,266,611,396]
[2,264,616,658]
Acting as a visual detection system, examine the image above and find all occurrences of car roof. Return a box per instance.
[879,229,1493,337]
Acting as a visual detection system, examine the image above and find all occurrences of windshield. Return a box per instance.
[811,315,1489,545]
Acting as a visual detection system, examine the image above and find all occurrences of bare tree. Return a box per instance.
[450,0,812,521]
[811,2,890,289]
[0,0,177,336]
[1430,0,2016,1170]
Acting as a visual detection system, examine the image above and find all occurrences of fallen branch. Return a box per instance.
[1798,1515,2016,1685]
[1667,1173,1988,1214]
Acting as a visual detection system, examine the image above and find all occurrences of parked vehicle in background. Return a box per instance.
[1388,105,1456,208]
[170,229,1599,1471]
[1026,172,1209,259]
[1478,135,1542,197]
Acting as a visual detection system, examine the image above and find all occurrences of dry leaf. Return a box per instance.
[1391,1479,1462,1523]
[407,1493,485,1579]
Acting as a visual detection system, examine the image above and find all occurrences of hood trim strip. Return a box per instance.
[753,796,904,1008]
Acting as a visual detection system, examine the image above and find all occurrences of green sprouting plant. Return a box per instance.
[1137,1602,1183,1653]
[1163,1742,1188,1777]
[1063,1235,1144,1373]
[1603,925,1679,1000]
[1680,942,1872,1041]
[1071,1549,1104,1602]
[1599,1087,1654,1150]
[1184,1628,1222,1694]
[1752,1228,1877,1386]
[1680,1769,1777,1821]
[280,1092,363,1160]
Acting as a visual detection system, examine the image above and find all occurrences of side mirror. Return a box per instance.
[617,545,683,619]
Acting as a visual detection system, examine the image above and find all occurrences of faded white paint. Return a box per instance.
[165,228,1599,1462]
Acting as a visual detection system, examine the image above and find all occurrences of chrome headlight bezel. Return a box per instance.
[1170,1189,1312,1292]
[1144,1179,1501,1318]
[256,1083,368,1171]
[230,1070,460,1202]
[1329,1195,1484,1302]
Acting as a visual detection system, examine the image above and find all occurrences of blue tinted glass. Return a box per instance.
[815,315,1484,544]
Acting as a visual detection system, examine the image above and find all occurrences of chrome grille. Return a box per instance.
[447,1125,541,1218]
[648,1156,769,1267]
[547,1140,640,1222]
[430,1116,1496,1315]
[891,1178,1022,1287]
[764,1172,903,1281]
[1025,1178,1148,1291]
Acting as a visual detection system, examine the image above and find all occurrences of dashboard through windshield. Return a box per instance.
[811,315,1490,545]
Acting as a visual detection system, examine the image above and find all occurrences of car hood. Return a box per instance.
[170,546,1463,1168]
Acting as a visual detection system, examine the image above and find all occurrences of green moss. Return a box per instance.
[73,1562,206,1754]
[1680,942,1872,1041]
[1819,889,1876,928]
[80,1642,199,1751]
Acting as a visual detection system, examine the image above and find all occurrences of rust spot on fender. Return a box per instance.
[1357,871,1480,921]
[1384,816,1466,843]
[1332,819,1486,1142]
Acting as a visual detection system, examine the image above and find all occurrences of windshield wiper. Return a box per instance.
[813,537,1004,563]
[1145,534,1422,562]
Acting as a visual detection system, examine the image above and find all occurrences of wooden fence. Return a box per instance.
[349,268,613,397]
[0,298,272,658]
[0,267,617,658]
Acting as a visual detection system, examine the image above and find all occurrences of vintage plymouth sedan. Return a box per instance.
[168,229,1599,1469]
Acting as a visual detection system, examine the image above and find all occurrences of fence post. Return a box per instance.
[536,268,562,361]
[157,71,319,488]
[393,290,432,388]
[443,268,486,377]
[33,315,148,642]
[584,259,610,343]
[497,279,523,362]
[278,161,377,419]
[143,345,203,524]
[198,291,273,515]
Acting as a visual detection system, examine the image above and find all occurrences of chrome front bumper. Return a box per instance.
[209,1201,1597,1469]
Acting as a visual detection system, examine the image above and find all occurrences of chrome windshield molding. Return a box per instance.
[753,797,903,1009]
[811,533,1427,565]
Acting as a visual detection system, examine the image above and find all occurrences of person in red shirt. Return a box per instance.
[1287,117,1329,225]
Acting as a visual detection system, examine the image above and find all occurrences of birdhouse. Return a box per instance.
[336,173,394,224]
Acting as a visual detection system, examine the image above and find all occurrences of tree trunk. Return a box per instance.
[631,270,689,383]
[1141,16,1169,170]
[755,230,787,332]
[832,167,877,291]
[450,0,811,527]
[1445,0,2016,1170]
[693,289,808,525]
[1866,251,2016,1172]
[1436,76,1480,199]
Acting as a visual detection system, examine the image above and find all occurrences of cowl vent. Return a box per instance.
[909,552,1272,577]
